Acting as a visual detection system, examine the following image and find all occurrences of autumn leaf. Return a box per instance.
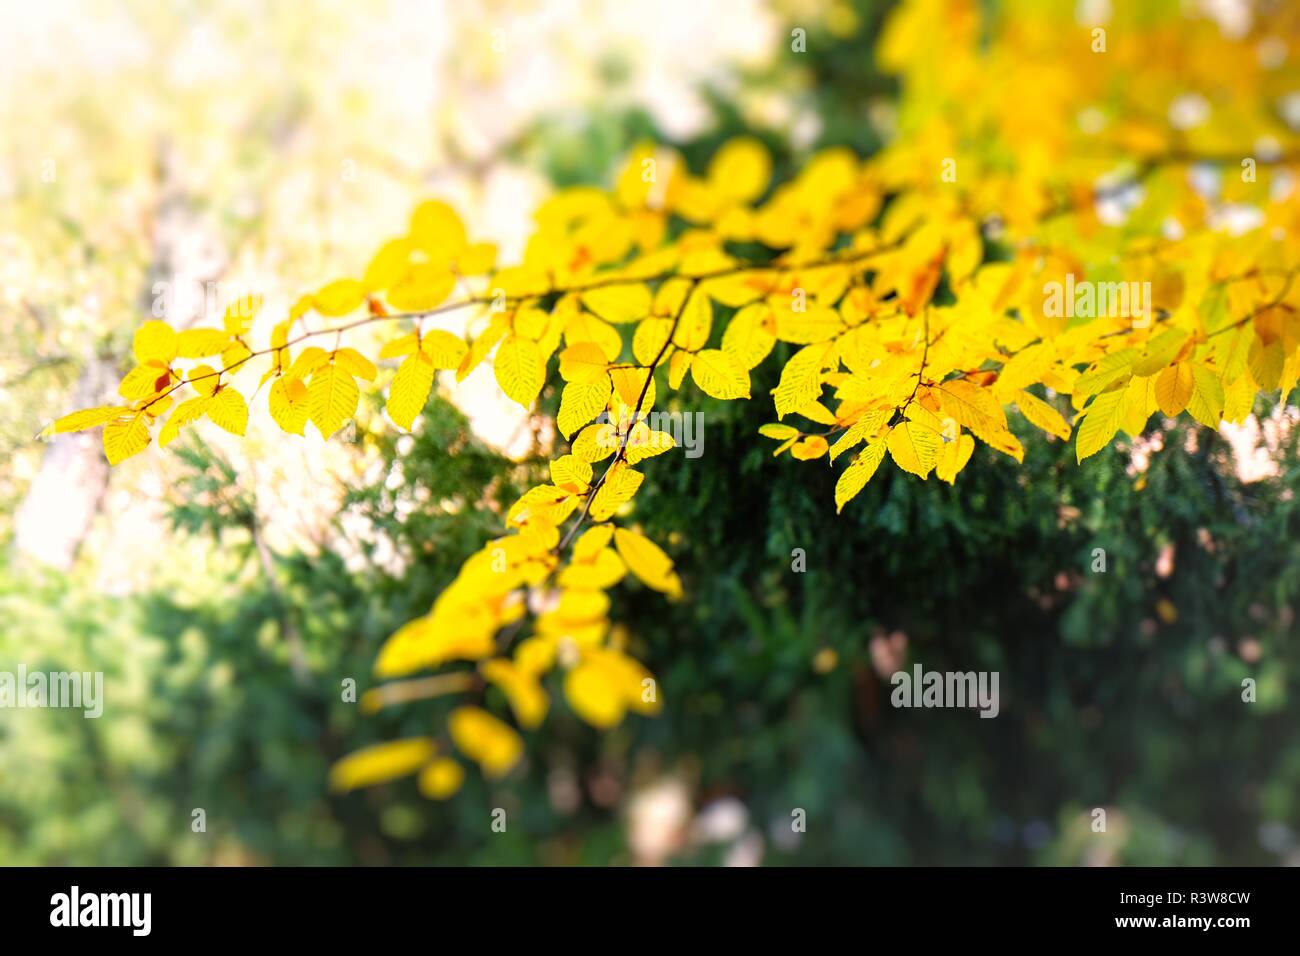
[328,738,437,792]
[613,527,681,596]
[1076,387,1124,462]
[269,377,310,435]
[1154,361,1195,417]
[494,334,544,407]
[314,278,366,317]
[835,440,888,511]
[447,707,522,779]
[387,352,435,430]
[103,412,150,465]
[887,421,940,478]
[690,349,750,399]
[309,363,360,438]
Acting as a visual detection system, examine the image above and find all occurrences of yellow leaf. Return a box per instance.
[707,136,771,203]
[887,421,940,478]
[1213,325,1251,385]
[417,757,465,800]
[704,270,772,307]
[188,364,221,396]
[222,294,263,336]
[1154,362,1194,417]
[667,350,692,389]
[1118,375,1156,437]
[207,388,248,436]
[494,334,544,407]
[550,454,593,491]
[387,352,435,430]
[836,440,888,511]
[328,738,436,792]
[409,199,467,260]
[334,348,377,381]
[1186,363,1224,427]
[287,347,330,383]
[221,341,254,372]
[506,484,577,528]
[773,342,832,416]
[793,398,837,426]
[633,318,675,366]
[388,263,454,313]
[269,377,310,435]
[581,283,652,324]
[559,342,609,384]
[514,636,557,677]
[515,304,550,340]
[308,363,360,438]
[995,342,1054,393]
[1132,328,1191,377]
[935,432,975,484]
[599,647,659,716]
[564,662,626,728]
[945,217,982,285]
[1074,348,1139,404]
[379,332,419,360]
[314,278,365,317]
[481,659,549,729]
[609,366,656,413]
[362,238,413,292]
[1248,336,1283,391]
[1015,390,1071,440]
[175,328,230,359]
[118,363,172,400]
[558,380,611,440]
[935,379,1009,445]
[159,396,211,447]
[421,330,468,369]
[624,423,676,465]
[613,527,681,595]
[103,413,150,465]
[722,303,776,369]
[559,548,627,589]
[589,464,644,521]
[448,706,523,779]
[571,418,617,461]
[791,435,829,460]
[690,349,750,399]
[51,405,128,434]
[772,302,845,344]
[1223,371,1257,423]
[551,588,610,624]
[671,288,713,351]
[1076,387,1124,462]
[828,407,890,462]
[759,423,800,441]
[133,320,178,364]
[564,310,623,360]
[572,525,615,560]
[459,242,497,275]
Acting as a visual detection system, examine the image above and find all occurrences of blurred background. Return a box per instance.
[2,0,1298,865]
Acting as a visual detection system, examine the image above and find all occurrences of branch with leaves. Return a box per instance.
[49,1,1300,798]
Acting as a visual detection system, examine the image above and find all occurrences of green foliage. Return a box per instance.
[621,376,1300,864]
[7,384,1298,864]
